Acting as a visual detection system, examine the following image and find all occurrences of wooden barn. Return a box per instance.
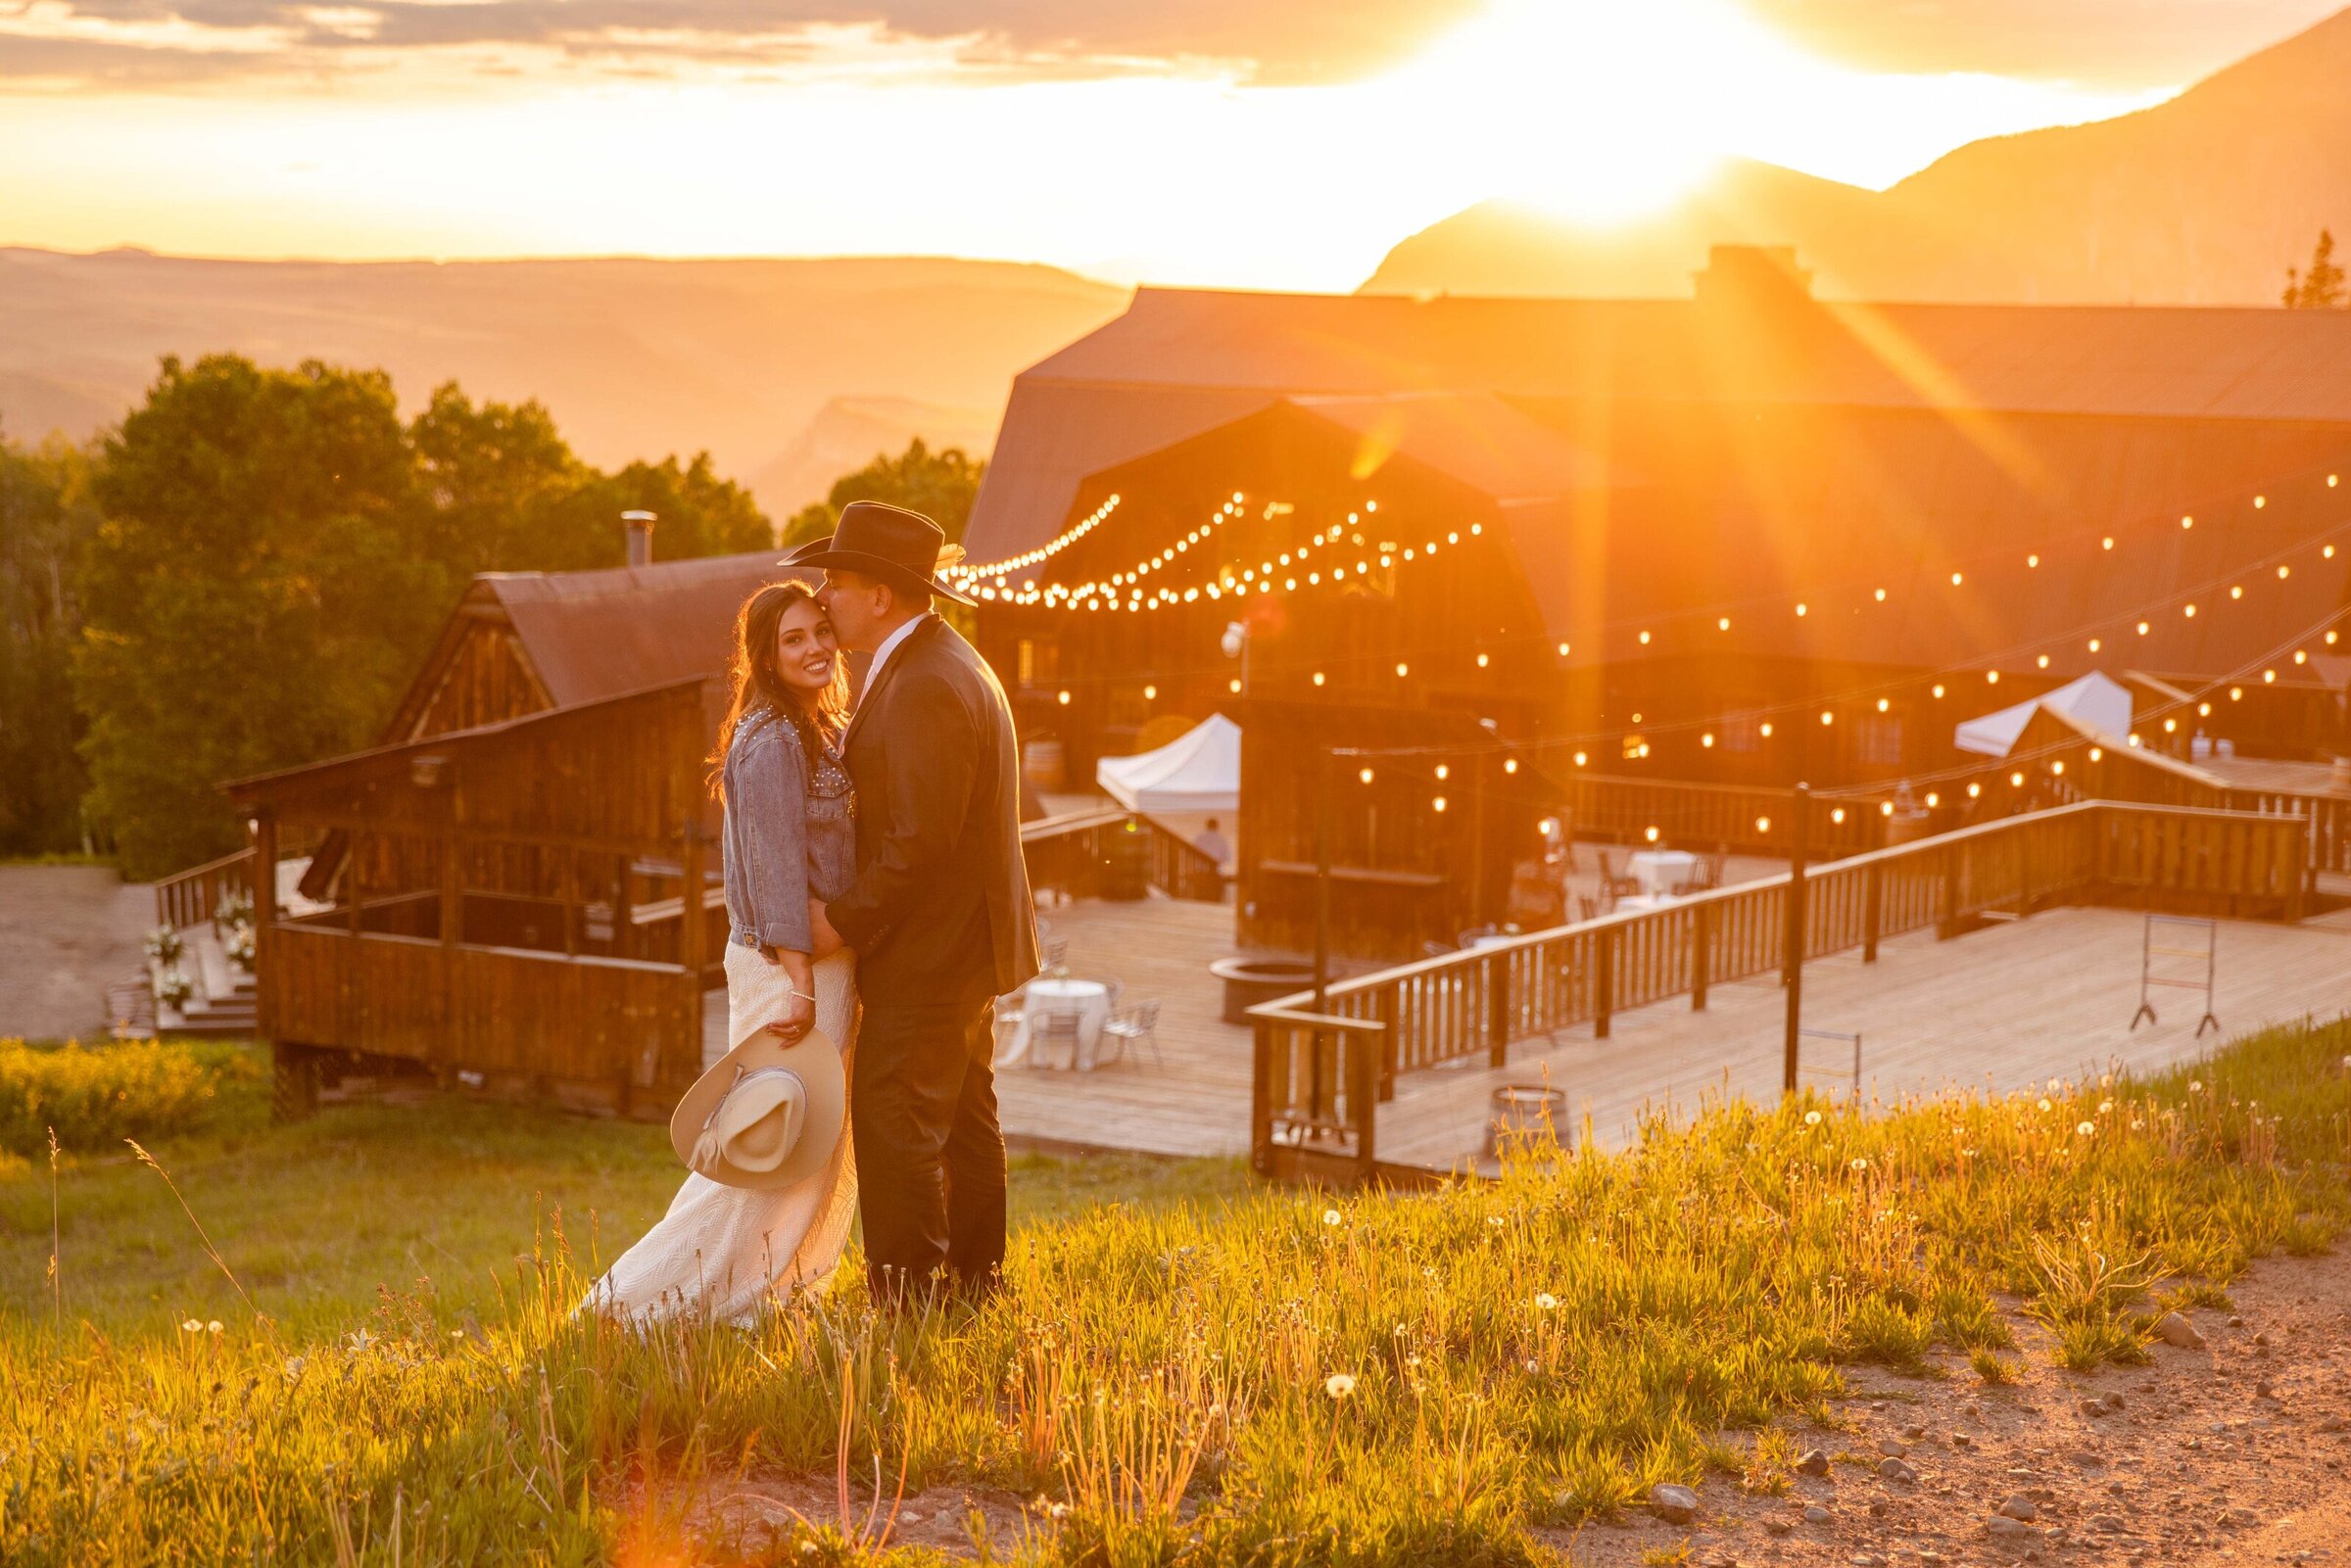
[213,549,785,1113]
[958,251,2351,957]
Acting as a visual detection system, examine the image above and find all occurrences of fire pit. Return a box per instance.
[1210,957,1317,1024]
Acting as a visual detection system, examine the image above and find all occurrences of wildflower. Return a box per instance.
[1321,1209,1343,1227]
[1050,1502,1071,1520]
[2047,1077,2064,1093]
[1392,1321,1408,1337]
[1487,1214,1507,1228]
[2190,1079,2203,1093]
[1535,1292,1559,1310]
[2076,1121,2096,1137]
[1325,1373,1357,1399]
[1525,1358,1541,1374]
[1849,1157,1869,1172]
[1804,1110,1823,1126]
[282,1354,307,1380]
[2131,1119,2143,1131]
[2099,1072,2114,1089]
[2038,1098,2053,1113]
[208,1320,223,1334]
[181,1319,202,1333]
[1406,1354,1421,1367]
[1961,1148,1977,1159]
[2098,1100,2115,1115]
[800,1542,819,1556]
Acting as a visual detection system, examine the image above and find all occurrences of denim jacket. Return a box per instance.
[719,706,857,953]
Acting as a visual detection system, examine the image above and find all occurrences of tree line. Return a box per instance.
[0,353,983,880]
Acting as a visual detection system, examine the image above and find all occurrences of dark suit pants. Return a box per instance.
[851,996,1006,1305]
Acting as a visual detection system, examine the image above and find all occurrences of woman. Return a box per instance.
[590,581,860,1322]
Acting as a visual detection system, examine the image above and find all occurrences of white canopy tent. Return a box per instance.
[1096,713,1241,814]
[1953,672,2135,757]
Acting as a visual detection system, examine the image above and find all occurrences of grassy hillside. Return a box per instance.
[2,1021,2345,1564]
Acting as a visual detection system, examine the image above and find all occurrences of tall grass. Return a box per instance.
[4,1019,2346,1566]
[0,1037,265,1158]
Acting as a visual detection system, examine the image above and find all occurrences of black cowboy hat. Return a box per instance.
[784,500,976,606]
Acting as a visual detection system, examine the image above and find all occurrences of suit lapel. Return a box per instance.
[841,615,934,752]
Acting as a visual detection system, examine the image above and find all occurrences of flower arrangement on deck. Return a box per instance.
[143,926,183,964]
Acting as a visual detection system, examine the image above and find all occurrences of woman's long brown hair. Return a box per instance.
[708,581,850,799]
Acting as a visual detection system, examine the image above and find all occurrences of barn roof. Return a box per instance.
[483,551,801,710]
[968,285,2351,563]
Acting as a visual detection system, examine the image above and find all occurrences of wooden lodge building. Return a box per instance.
[959,249,2351,955]
[165,253,2351,1108]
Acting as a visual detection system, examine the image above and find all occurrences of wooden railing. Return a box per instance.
[1146,818,1229,900]
[1249,800,2309,1184]
[1020,808,1226,903]
[2222,785,2351,875]
[1564,773,1887,858]
[155,846,258,930]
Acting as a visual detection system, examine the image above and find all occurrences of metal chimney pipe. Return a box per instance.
[622,510,656,568]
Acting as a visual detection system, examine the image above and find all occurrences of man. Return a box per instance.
[789,500,1038,1304]
[1192,817,1232,869]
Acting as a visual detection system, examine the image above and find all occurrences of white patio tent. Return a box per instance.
[1953,672,2135,757]
[1096,713,1241,814]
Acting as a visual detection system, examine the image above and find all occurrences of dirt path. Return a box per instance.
[1559,1244,2351,1568]
[0,865,151,1039]
[692,1247,2351,1564]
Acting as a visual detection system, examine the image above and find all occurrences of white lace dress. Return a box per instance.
[587,942,859,1323]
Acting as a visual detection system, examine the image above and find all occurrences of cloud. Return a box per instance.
[1743,0,2340,87]
[0,0,1474,90]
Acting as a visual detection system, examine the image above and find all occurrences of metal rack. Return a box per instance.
[2131,914,2219,1037]
[1797,1027,1863,1095]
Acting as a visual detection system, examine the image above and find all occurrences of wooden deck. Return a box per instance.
[965,894,2351,1168]
[1377,904,2351,1172]
[997,895,1256,1157]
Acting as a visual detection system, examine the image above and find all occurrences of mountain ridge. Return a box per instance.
[0,247,1129,518]
[1363,6,2351,304]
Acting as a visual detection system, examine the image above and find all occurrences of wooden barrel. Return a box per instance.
[1023,739,1066,792]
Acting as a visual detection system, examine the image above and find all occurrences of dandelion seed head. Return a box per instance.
[1525,1358,1541,1373]
[2190,1079,2204,1093]
[2038,1098,2053,1113]
[1321,1209,1343,1226]
[1325,1373,1357,1399]
[1535,1292,1559,1310]
[2076,1121,2096,1137]
[1487,1214,1507,1228]
[181,1319,202,1333]
[1804,1110,1823,1126]
[1849,1157,1869,1172]
[208,1320,223,1334]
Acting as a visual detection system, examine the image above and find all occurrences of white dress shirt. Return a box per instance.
[858,612,930,708]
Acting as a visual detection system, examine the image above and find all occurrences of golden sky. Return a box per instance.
[0,0,2336,287]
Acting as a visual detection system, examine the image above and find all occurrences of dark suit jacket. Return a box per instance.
[826,616,1040,1004]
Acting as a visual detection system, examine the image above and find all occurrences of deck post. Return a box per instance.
[1314,748,1332,1009]
[1861,861,1883,963]
[1783,783,1809,1095]
[677,821,706,1102]
[1691,899,1711,1010]
[1594,927,1615,1039]
[251,811,277,1038]
[1249,1022,1273,1175]
[1938,841,1962,938]
[1348,1024,1378,1182]
[1486,950,1511,1069]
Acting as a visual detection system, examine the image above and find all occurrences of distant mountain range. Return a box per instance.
[0,249,1128,518]
[1365,6,2351,304]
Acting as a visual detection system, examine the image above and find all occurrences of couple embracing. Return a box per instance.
[593,502,1037,1319]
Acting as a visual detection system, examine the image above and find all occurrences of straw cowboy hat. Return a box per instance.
[669,1023,846,1189]
[785,499,977,607]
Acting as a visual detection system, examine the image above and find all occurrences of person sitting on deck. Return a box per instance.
[1192,817,1232,868]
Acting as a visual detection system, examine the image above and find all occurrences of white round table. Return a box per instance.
[1013,977,1114,1069]
[1628,848,1699,897]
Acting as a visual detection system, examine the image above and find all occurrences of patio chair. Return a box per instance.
[1576,893,1603,923]
[1030,1005,1083,1069]
[1098,1000,1163,1069]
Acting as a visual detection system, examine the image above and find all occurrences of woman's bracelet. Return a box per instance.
[787,988,817,1005]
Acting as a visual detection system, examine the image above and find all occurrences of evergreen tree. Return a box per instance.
[2282,229,2347,309]
[0,430,102,854]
